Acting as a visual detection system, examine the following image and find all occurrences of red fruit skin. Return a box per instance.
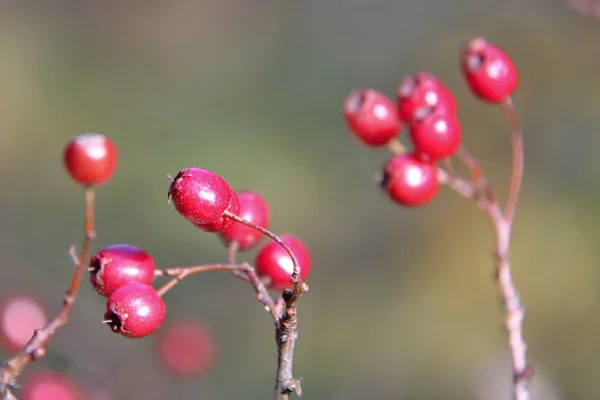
[89,244,156,297]
[63,133,118,186]
[22,371,82,400]
[343,89,401,147]
[255,235,311,291]
[105,282,166,339]
[194,189,240,232]
[381,154,439,206]
[168,168,233,224]
[410,111,462,161]
[219,190,270,251]
[0,296,47,353]
[460,37,519,103]
[157,320,217,378]
[397,72,457,124]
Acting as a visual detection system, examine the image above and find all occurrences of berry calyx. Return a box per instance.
[460,37,519,103]
[194,189,240,232]
[63,133,118,187]
[255,235,311,291]
[380,154,439,206]
[343,89,401,147]
[219,190,270,251]
[397,72,457,124]
[89,244,156,297]
[168,168,233,224]
[410,110,462,160]
[104,282,166,339]
[22,371,82,400]
[0,296,47,353]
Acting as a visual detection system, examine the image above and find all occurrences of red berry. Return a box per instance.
[219,190,270,251]
[22,371,82,400]
[255,235,311,291]
[63,133,118,186]
[380,154,439,206]
[397,72,457,124]
[460,38,519,103]
[89,244,156,297]
[409,110,462,160]
[0,296,47,353]
[193,188,240,232]
[168,168,233,224]
[104,282,166,339]
[343,89,401,147]
[157,320,217,378]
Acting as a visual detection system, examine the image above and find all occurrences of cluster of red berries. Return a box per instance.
[62,133,312,339]
[343,37,519,206]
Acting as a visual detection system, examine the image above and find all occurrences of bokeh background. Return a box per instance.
[1,1,599,399]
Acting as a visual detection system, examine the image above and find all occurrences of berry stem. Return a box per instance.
[387,138,407,155]
[456,146,496,202]
[502,97,524,225]
[0,188,96,397]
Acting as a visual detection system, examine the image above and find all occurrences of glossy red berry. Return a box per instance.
[63,133,118,187]
[397,72,457,124]
[381,154,439,206]
[22,371,82,400]
[89,244,156,297]
[219,190,270,251]
[0,296,47,353]
[193,188,240,232]
[460,38,519,103]
[157,320,217,378]
[104,282,166,339]
[343,89,401,147]
[168,168,233,224]
[410,110,462,160]
[255,235,311,291]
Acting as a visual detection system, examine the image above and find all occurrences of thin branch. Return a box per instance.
[456,146,496,202]
[502,98,524,225]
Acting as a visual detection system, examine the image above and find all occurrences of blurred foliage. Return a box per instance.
[1,0,599,399]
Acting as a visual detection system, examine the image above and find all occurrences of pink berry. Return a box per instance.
[255,235,311,291]
[343,89,401,147]
[89,244,156,297]
[22,371,82,400]
[168,168,233,224]
[104,282,166,339]
[410,110,462,160]
[380,154,439,206]
[397,72,457,124]
[193,188,240,232]
[219,190,270,251]
[0,296,47,353]
[460,38,519,103]
[157,320,217,378]
[63,133,118,187]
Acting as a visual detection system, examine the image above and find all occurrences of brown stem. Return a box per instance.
[386,138,408,155]
[0,188,96,398]
[501,98,524,225]
[456,146,496,202]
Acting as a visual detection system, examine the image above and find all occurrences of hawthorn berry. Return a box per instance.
[397,72,457,124]
[0,296,47,353]
[89,244,156,297]
[255,235,311,291]
[22,371,82,400]
[194,188,240,232]
[410,110,462,160]
[460,37,519,103]
[63,133,118,187]
[168,168,233,225]
[104,282,166,339]
[219,190,270,251]
[380,154,439,206]
[343,89,401,147]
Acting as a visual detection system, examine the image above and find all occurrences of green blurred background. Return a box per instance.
[1,1,599,399]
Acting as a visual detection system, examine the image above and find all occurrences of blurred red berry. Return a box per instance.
[460,37,519,103]
[89,244,156,297]
[381,154,439,206]
[397,72,457,124]
[168,168,233,224]
[255,235,311,291]
[343,89,401,147]
[0,295,47,353]
[157,320,217,378]
[104,282,166,339]
[410,110,462,160]
[22,371,82,400]
[194,188,240,232]
[63,133,117,187]
[219,190,270,251]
